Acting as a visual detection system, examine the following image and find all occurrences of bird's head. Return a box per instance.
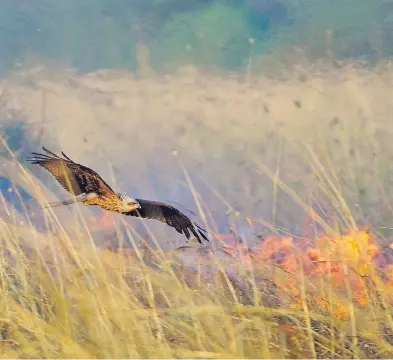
[118,193,141,212]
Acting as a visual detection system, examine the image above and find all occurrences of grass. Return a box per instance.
[1,58,393,357]
[3,58,393,240]
[0,146,392,358]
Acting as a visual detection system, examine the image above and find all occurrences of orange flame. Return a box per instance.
[217,228,393,312]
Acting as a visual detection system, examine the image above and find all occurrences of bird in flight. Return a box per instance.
[26,147,209,243]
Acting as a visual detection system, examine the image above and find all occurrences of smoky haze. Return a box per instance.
[0,1,393,247]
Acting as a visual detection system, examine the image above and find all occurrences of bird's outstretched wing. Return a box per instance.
[26,147,116,197]
[125,199,209,243]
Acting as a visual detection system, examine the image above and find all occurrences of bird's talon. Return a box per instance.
[27,146,210,243]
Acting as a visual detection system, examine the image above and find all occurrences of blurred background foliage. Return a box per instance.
[1,0,393,74]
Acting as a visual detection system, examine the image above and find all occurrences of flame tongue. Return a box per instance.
[216,228,393,310]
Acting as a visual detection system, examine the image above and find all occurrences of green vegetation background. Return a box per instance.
[2,0,393,74]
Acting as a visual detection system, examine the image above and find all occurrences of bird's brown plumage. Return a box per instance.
[26,147,209,243]
[26,147,124,212]
[125,199,209,242]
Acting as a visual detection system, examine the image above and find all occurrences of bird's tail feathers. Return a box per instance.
[41,195,86,209]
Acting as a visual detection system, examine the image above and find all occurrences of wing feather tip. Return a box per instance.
[61,151,72,161]
[42,147,62,159]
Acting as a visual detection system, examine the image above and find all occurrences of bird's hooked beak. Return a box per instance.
[125,199,141,211]
[134,202,141,210]
[119,193,141,211]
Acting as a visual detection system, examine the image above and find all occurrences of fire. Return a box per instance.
[101,221,393,319]
[219,228,393,314]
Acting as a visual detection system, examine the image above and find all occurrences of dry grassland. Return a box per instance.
[0,60,392,357]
